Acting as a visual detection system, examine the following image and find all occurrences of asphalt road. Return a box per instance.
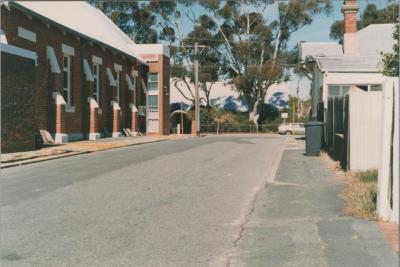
[1,135,284,266]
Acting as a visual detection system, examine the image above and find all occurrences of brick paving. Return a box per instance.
[379,222,400,253]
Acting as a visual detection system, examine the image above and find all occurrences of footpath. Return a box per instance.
[1,135,187,168]
[230,137,399,267]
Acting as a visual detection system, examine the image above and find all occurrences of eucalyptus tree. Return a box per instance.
[197,0,332,130]
[90,0,178,43]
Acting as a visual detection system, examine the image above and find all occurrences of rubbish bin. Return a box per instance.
[304,121,324,156]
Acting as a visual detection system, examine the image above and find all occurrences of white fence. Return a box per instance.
[377,78,399,223]
[348,90,383,171]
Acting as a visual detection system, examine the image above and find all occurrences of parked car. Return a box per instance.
[278,123,305,135]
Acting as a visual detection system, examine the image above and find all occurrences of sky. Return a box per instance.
[172,0,397,100]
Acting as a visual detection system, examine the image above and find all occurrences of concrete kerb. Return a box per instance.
[223,137,287,267]
[0,138,173,169]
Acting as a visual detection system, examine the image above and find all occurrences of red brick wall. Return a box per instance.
[1,51,36,152]
[1,5,146,139]
[141,54,170,135]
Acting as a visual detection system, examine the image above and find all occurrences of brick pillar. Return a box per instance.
[88,97,100,140]
[111,101,121,138]
[342,0,359,55]
[131,112,137,132]
[52,92,68,144]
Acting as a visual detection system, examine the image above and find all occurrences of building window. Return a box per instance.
[115,71,120,103]
[370,85,382,91]
[63,54,72,106]
[149,73,158,91]
[93,63,100,105]
[148,95,158,107]
[328,85,350,97]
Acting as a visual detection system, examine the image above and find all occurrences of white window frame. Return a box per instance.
[115,70,120,103]
[148,72,159,92]
[93,63,100,106]
[18,27,36,43]
[63,54,73,110]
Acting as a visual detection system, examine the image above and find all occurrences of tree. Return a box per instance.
[171,14,222,109]
[330,3,399,44]
[197,0,331,131]
[382,25,399,77]
[90,1,178,44]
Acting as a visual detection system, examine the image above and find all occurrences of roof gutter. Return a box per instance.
[10,2,148,66]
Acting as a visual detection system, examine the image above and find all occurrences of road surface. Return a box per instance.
[1,135,284,266]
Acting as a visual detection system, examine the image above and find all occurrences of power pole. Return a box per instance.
[194,42,200,136]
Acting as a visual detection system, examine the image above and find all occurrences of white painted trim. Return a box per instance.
[141,78,148,93]
[111,101,121,111]
[47,46,61,73]
[0,29,8,44]
[54,133,68,144]
[112,132,122,138]
[18,26,36,43]
[62,43,75,56]
[88,97,99,109]
[92,55,102,65]
[106,67,117,86]
[129,103,138,113]
[126,74,134,91]
[65,106,75,113]
[83,59,94,81]
[131,70,139,77]
[0,43,37,64]
[114,63,122,71]
[52,92,66,105]
[89,132,100,140]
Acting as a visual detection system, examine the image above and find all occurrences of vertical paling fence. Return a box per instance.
[324,96,349,170]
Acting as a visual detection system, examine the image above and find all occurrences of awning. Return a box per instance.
[106,67,117,86]
[126,74,135,91]
[141,78,148,93]
[83,59,94,81]
[47,46,60,73]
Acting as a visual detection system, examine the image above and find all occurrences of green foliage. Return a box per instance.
[382,25,399,77]
[357,169,378,183]
[330,3,399,43]
[90,0,178,44]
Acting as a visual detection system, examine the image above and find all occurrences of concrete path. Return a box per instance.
[230,145,399,267]
[1,135,284,266]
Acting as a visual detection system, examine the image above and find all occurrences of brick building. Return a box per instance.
[1,1,170,152]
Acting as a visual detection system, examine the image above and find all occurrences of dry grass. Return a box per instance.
[321,153,378,221]
[340,171,378,221]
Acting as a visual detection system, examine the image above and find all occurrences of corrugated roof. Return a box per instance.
[11,1,145,62]
[299,42,343,61]
[316,56,382,72]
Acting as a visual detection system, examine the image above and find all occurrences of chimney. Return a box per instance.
[342,0,359,55]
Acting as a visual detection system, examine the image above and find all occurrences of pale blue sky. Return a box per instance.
[172,0,396,99]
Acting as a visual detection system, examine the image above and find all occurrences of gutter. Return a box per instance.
[10,2,148,66]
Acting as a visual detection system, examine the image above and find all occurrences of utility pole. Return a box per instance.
[194,42,200,136]
[180,101,184,135]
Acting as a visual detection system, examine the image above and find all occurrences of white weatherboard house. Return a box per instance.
[300,1,398,223]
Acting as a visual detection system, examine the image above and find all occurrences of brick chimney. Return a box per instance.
[342,0,359,55]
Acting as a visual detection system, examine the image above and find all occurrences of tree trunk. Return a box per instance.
[249,98,260,133]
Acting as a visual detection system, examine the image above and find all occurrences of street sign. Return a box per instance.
[281,112,288,119]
